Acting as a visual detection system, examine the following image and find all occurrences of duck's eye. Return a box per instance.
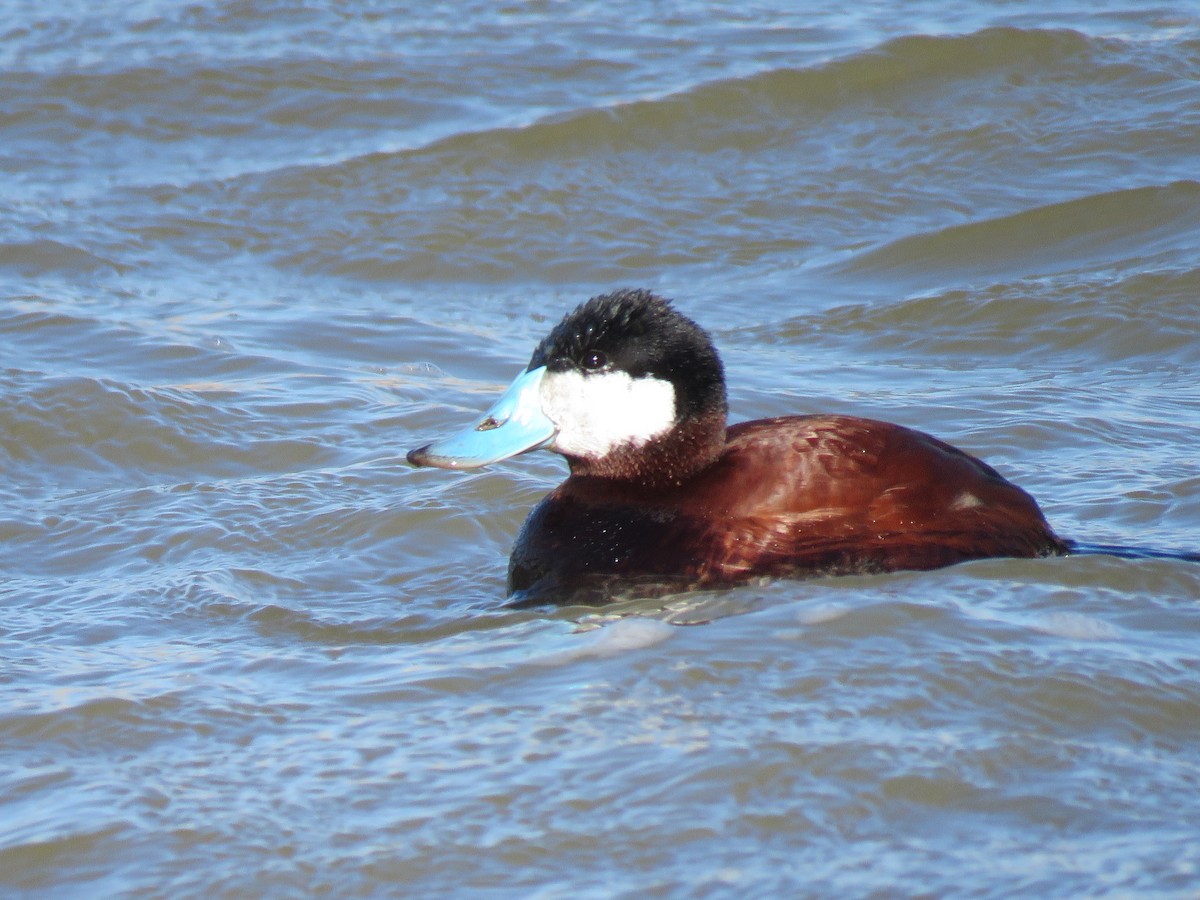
[581,350,608,371]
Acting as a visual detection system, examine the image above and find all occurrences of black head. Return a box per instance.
[528,288,727,424]
[407,289,730,485]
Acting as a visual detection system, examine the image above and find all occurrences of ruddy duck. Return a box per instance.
[408,289,1067,604]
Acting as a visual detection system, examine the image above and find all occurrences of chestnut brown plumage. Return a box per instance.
[508,414,1065,603]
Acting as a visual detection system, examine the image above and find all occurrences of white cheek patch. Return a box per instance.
[539,369,676,460]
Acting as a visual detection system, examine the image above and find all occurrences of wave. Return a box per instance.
[832,181,1200,286]
[23,26,1195,285]
[383,27,1104,163]
[203,26,1192,284]
[111,26,1118,194]
[0,371,331,487]
[774,261,1200,368]
[0,240,124,276]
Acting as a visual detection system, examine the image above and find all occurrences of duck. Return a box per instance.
[407,289,1067,605]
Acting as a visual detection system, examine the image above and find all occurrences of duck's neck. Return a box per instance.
[564,407,728,488]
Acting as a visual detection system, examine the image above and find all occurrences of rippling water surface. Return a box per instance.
[3,2,1200,895]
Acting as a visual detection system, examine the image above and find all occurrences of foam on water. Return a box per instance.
[529,617,677,666]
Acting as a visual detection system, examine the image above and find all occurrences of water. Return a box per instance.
[3,2,1200,895]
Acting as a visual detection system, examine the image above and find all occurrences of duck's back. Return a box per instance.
[507,415,1065,604]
